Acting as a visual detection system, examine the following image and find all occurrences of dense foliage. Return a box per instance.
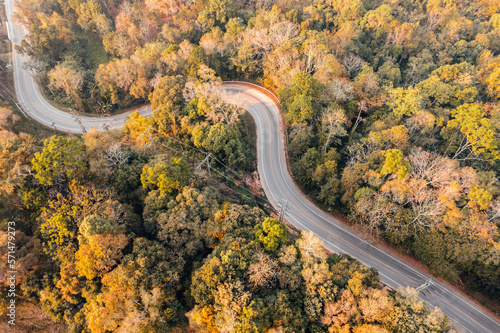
[266,1,500,302]
[1,108,449,332]
[4,0,500,330]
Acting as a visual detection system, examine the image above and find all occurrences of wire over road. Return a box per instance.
[4,0,500,331]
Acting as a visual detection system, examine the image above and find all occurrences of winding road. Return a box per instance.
[5,0,152,133]
[5,0,500,331]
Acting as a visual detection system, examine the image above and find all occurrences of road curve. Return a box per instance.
[5,0,152,133]
[5,0,500,331]
[223,83,500,333]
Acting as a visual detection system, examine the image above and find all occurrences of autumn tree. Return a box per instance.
[380,149,410,180]
[17,10,74,63]
[387,86,422,120]
[255,218,288,252]
[75,215,128,280]
[48,64,84,110]
[444,103,500,161]
[141,156,191,194]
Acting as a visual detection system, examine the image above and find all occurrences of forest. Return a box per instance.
[0,106,450,332]
[0,0,499,331]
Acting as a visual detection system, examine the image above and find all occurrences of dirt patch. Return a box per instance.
[235,171,262,196]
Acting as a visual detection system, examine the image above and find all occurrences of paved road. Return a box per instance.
[5,0,500,331]
[223,83,500,333]
[4,0,152,133]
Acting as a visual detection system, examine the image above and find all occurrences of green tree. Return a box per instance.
[286,94,317,124]
[206,203,267,243]
[417,62,478,111]
[255,218,288,252]
[281,72,322,124]
[188,46,207,77]
[292,148,322,190]
[377,61,401,86]
[387,287,449,332]
[149,75,186,136]
[32,136,87,186]
[288,124,314,159]
[198,0,237,28]
[145,186,221,258]
[192,123,247,169]
[292,71,322,97]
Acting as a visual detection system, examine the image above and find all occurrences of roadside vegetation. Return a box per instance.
[1,0,499,331]
[1,103,450,332]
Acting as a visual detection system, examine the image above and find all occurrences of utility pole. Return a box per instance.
[196,153,212,177]
[137,126,156,150]
[138,133,148,151]
[278,199,288,222]
[146,126,156,150]
[70,109,86,133]
[416,279,433,292]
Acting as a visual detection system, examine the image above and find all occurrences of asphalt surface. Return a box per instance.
[5,0,152,133]
[5,0,500,331]
[223,83,500,333]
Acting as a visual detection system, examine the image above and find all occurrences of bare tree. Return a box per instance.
[343,54,364,73]
[270,21,301,49]
[320,107,348,151]
[317,79,354,104]
[266,46,297,75]
[355,192,398,233]
[118,0,136,16]
[350,100,368,134]
[345,137,377,166]
[105,143,130,167]
[296,231,327,265]
[247,250,280,289]
[139,19,157,43]
[405,111,435,141]
[488,199,500,223]
[242,28,273,57]
[183,66,243,125]
[424,11,444,33]
[408,149,459,189]
[302,39,328,74]
[145,0,181,17]
[405,183,445,230]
